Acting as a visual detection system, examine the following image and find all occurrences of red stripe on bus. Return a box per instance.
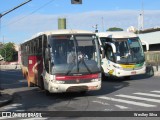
[56,74,99,81]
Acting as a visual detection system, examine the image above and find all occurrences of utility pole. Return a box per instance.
[138,0,144,32]
[141,0,144,30]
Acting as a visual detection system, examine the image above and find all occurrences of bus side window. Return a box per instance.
[33,40,37,54]
[38,37,42,54]
[106,45,114,62]
[30,41,33,54]
[43,35,49,73]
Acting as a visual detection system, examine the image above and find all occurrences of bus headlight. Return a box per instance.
[91,78,100,82]
[113,65,123,70]
[51,80,65,84]
[56,81,65,84]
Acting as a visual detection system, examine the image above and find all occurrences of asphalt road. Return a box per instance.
[0,69,160,120]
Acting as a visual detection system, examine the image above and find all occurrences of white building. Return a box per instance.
[138,28,160,51]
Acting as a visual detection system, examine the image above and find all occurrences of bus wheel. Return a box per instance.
[101,68,106,81]
[146,65,154,77]
[102,73,106,81]
[45,90,51,96]
[124,76,131,80]
[80,91,87,94]
[40,77,44,90]
[30,82,35,87]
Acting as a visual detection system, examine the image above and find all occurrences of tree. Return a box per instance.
[107,27,123,31]
[0,42,17,62]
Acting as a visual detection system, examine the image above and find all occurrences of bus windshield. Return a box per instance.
[49,35,101,75]
[114,37,145,64]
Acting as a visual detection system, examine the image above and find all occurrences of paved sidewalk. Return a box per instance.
[0,92,13,107]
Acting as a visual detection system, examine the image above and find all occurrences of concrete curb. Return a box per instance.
[0,65,21,70]
[0,93,13,107]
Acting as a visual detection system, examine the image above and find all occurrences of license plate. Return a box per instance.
[88,86,97,90]
[131,71,136,75]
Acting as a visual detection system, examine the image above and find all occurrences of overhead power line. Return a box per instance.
[2,0,55,28]
[0,0,32,35]
[0,0,32,18]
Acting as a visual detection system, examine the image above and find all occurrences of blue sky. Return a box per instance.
[0,0,160,44]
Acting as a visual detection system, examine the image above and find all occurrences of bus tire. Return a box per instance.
[124,76,131,80]
[80,91,87,94]
[45,90,51,96]
[102,72,106,81]
[40,77,44,90]
[146,65,154,77]
[101,67,106,81]
[30,82,35,87]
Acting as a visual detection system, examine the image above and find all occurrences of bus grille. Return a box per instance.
[123,67,143,71]
[64,79,91,84]
[66,86,88,92]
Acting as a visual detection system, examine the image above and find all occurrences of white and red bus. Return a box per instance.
[20,29,101,94]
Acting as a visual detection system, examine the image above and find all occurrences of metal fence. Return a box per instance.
[145,51,160,65]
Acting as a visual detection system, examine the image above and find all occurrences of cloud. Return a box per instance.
[8,10,160,30]
[3,10,160,43]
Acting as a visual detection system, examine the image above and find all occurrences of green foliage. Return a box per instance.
[0,42,17,62]
[107,27,123,31]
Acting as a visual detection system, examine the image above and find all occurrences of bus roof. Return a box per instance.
[32,29,94,38]
[96,31,138,38]
[22,29,95,44]
[22,29,95,43]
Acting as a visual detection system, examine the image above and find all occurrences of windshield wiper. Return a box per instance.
[130,50,140,64]
[78,59,92,74]
[65,58,92,75]
[65,63,76,75]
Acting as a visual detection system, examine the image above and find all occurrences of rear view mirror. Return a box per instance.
[102,50,105,58]
[45,48,51,61]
